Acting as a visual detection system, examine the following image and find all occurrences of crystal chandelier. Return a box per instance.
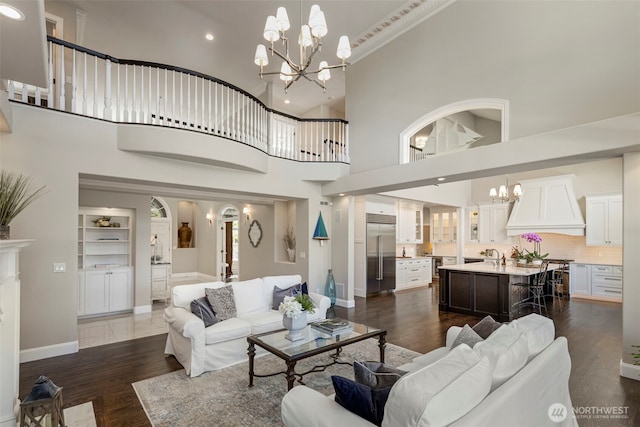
[254,3,351,93]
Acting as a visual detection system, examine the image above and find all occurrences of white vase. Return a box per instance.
[283,311,307,341]
[532,259,543,265]
[286,248,296,262]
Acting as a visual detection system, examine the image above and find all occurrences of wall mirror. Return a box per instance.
[248,220,262,248]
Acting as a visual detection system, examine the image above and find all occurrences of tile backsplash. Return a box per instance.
[432,233,622,265]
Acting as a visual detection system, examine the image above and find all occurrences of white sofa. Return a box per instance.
[164,274,331,377]
[282,314,578,427]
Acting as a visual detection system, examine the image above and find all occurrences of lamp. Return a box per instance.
[242,207,250,224]
[206,213,213,225]
[254,2,351,93]
[489,177,522,203]
[313,212,329,245]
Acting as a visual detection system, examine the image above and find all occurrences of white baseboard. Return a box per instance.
[620,359,640,381]
[20,340,78,363]
[134,305,152,314]
[336,298,355,308]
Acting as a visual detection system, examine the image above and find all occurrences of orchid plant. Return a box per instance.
[519,233,549,263]
[278,295,315,318]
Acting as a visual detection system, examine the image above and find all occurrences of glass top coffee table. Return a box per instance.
[247,319,386,391]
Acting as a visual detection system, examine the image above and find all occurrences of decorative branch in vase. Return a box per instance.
[0,171,46,240]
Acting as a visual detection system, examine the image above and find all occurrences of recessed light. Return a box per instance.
[0,3,25,20]
[284,99,290,104]
[205,33,214,41]
[339,193,345,196]
[437,177,446,181]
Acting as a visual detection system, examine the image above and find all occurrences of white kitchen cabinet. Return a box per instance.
[467,208,479,242]
[431,209,457,243]
[79,267,133,316]
[570,263,591,296]
[478,203,511,244]
[397,201,423,244]
[366,196,396,215]
[152,263,172,302]
[396,258,432,291]
[570,263,622,301]
[586,195,622,246]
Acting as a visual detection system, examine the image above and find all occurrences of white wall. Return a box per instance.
[346,1,640,174]
[1,103,329,357]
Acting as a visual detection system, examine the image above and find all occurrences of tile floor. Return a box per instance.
[77,277,204,349]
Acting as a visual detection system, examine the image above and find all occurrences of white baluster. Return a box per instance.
[140,65,144,123]
[115,64,120,122]
[187,74,191,128]
[168,69,173,126]
[163,68,169,124]
[93,56,98,117]
[21,83,27,103]
[156,68,159,125]
[201,77,205,131]
[193,76,197,129]
[147,67,152,124]
[208,80,212,133]
[132,64,137,122]
[58,45,66,110]
[35,87,41,106]
[124,64,129,121]
[214,82,218,134]
[71,50,77,113]
[47,42,54,107]
[82,53,88,115]
[104,58,112,120]
[179,73,184,128]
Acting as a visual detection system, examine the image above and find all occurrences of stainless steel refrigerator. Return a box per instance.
[366,213,397,295]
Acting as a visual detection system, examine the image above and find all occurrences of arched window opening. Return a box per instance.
[400,99,509,164]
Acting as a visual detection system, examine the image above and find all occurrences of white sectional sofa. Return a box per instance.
[164,274,331,377]
[282,314,578,427]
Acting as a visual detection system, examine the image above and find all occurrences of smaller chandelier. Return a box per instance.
[490,182,522,203]
[254,4,351,93]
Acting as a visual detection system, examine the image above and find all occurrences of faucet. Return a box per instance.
[485,248,500,266]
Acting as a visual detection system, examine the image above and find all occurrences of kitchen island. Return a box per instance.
[438,262,560,321]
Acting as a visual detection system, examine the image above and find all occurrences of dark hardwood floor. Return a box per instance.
[20,286,639,426]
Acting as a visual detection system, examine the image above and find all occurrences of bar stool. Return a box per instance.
[549,260,569,311]
[512,261,550,316]
[19,375,65,427]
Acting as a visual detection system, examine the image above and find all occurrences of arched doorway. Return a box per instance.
[216,206,240,282]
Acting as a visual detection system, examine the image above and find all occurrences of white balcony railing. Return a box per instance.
[7,37,349,164]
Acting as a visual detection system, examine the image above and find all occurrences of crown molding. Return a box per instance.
[350,0,456,63]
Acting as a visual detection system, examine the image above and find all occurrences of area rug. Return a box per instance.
[133,339,419,427]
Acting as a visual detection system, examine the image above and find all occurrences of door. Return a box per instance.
[84,270,109,315]
[109,268,133,311]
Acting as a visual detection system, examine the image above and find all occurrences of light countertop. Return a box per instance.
[439,262,563,276]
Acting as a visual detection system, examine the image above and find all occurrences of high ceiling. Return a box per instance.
[3,0,454,116]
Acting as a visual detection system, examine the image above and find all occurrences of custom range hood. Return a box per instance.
[506,175,585,236]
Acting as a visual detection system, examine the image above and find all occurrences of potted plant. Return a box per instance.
[520,233,549,265]
[278,294,315,341]
[0,171,46,240]
[283,225,296,262]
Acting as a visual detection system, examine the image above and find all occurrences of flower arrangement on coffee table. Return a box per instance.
[278,295,315,341]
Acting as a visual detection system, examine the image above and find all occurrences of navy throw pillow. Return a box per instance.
[190,297,218,327]
[272,282,308,309]
[332,375,391,426]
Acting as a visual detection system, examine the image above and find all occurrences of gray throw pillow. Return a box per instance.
[472,315,504,339]
[272,282,308,310]
[451,324,484,349]
[354,361,407,389]
[205,286,237,321]
[190,297,218,327]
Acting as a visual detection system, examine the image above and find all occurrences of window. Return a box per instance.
[151,197,167,218]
